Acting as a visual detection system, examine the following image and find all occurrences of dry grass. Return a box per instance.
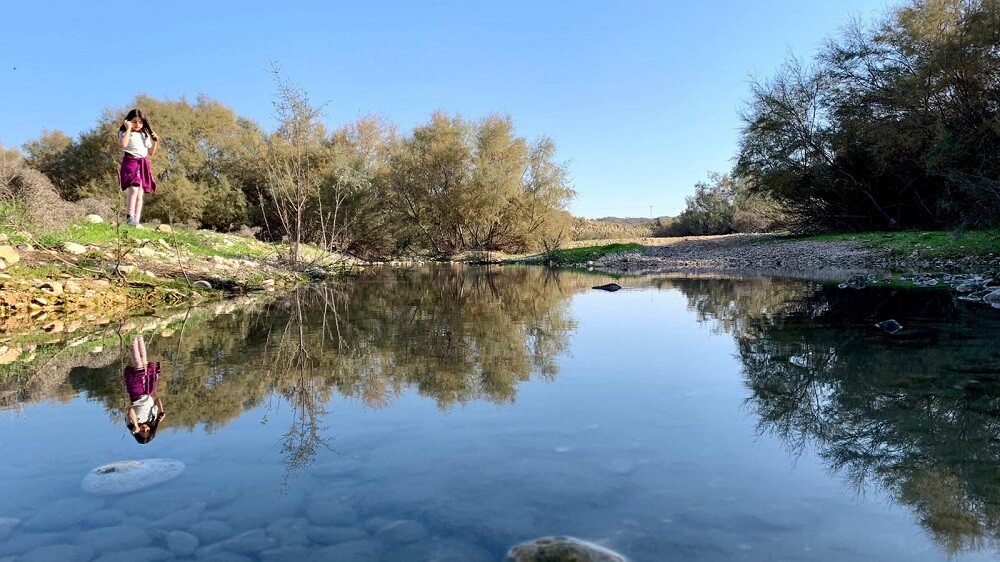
[571,217,656,241]
[0,165,85,232]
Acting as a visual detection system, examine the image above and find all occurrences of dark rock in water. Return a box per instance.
[506,536,628,562]
[874,319,903,334]
[592,283,622,292]
[845,275,867,290]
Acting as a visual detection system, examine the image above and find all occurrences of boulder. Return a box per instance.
[506,536,628,562]
[85,214,104,223]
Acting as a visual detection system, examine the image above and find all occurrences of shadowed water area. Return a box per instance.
[2,265,1000,561]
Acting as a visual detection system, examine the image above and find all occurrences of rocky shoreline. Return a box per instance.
[587,234,1000,274]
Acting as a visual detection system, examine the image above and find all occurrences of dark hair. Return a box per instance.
[119,108,156,138]
[127,411,164,444]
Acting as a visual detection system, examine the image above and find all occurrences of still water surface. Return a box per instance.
[2,266,999,561]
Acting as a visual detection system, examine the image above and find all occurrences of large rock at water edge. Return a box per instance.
[81,459,185,495]
[506,536,628,562]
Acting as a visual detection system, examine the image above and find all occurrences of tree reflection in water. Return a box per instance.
[63,265,577,480]
[672,277,1000,556]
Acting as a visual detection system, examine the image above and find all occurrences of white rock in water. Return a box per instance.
[81,459,185,495]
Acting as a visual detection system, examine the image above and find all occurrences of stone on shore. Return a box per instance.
[0,246,21,268]
[63,242,87,255]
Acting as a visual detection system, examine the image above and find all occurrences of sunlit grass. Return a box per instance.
[19,221,275,260]
[803,230,1000,258]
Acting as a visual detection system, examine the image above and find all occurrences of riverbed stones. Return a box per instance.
[374,519,428,543]
[506,536,628,562]
[91,547,173,562]
[305,525,367,546]
[21,544,94,562]
[188,519,234,544]
[81,459,185,495]
[0,517,20,540]
[304,499,359,526]
[78,525,152,551]
[153,500,205,529]
[319,539,384,560]
[22,497,106,531]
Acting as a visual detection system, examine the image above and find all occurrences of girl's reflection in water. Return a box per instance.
[123,334,165,444]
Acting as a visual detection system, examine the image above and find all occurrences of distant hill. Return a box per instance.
[595,216,672,225]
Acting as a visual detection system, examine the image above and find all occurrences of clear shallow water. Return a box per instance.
[2,266,1000,561]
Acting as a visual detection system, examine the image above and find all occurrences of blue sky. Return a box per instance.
[1,0,892,218]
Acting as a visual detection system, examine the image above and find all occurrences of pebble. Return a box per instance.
[165,530,200,557]
[78,525,152,552]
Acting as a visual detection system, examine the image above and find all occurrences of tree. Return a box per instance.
[736,0,1000,231]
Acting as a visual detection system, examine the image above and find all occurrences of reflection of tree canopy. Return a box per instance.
[677,279,1000,557]
[70,265,577,431]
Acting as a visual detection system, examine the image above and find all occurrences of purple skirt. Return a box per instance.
[123,362,160,402]
[120,153,157,193]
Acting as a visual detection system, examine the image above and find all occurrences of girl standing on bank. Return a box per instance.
[118,109,159,227]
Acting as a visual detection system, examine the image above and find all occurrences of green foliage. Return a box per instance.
[736,0,1000,232]
[387,112,575,255]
